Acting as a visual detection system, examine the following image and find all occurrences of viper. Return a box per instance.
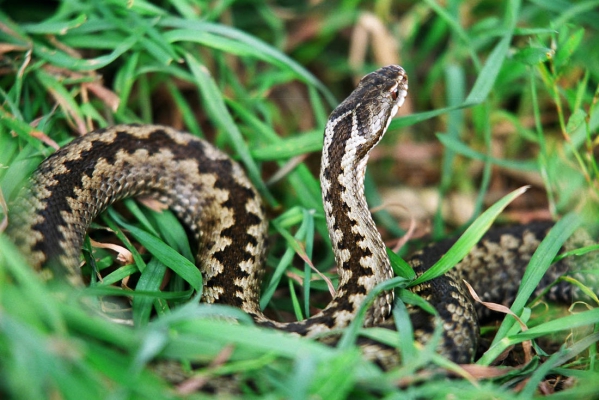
[6,65,595,367]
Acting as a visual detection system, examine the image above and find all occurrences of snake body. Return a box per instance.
[7,65,594,366]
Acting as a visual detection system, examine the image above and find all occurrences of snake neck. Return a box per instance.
[319,111,394,328]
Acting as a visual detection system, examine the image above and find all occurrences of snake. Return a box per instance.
[6,65,595,368]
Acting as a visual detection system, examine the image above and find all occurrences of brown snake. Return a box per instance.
[6,65,595,367]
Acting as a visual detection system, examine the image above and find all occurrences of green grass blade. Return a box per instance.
[411,186,529,285]
[184,52,277,206]
[133,258,167,326]
[480,308,599,366]
[20,13,87,34]
[159,17,336,107]
[482,213,583,358]
[107,208,202,292]
[436,133,538,171]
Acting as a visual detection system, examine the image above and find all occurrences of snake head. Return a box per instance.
[355,65,408,144]
[325,65,408,164]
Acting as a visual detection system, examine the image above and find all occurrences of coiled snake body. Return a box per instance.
[6,65,591,367]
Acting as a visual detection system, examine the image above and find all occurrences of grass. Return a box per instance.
[1,0,598,398]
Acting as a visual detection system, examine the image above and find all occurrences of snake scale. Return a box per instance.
[6,65,595,368]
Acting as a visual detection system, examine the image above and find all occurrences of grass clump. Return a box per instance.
[1,0,598,398]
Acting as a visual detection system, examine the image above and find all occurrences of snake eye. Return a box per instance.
[389,84,400,100]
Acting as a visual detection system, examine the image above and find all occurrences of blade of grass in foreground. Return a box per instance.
[0,235,66,333]
[411,186,529,285]
[480,309,599,377]
[479,213,583,364]
[133,258,167,326]
[336,277,410,350]
[106,208,202,292]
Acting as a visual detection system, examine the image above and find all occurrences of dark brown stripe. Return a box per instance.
[323,114,375,315]
[28,126,262,304]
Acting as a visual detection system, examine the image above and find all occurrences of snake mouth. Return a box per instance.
[385,65,408,117]
[396,85,408,108]
[387,83,408,127]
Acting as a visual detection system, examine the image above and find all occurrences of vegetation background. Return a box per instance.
[0,0,598,398]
